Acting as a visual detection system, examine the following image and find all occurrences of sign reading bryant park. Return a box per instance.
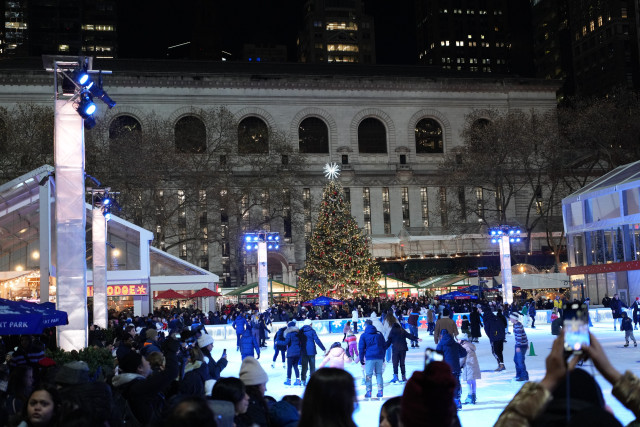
[87,284,148,297]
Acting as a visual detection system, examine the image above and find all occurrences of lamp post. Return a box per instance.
[489,226,522,304]
[244,232,280,312]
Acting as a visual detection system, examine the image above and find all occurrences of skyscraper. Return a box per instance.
[298,0,376,63]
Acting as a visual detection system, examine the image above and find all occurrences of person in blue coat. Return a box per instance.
[233,313,249,351]
[283,321,302,386]
[239,328,260,361]
[358,320,386,398]
[436,329,467,410]
[299,319,326,386]
[528,300,537,329]
[611,293,629,331]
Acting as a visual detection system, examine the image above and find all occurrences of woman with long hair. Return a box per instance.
[381,310,397,363]
[298,368,357,427]
[210,377,251,427]
[15,384,61,427]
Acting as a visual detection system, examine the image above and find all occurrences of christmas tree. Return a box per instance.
[298,165,381,300]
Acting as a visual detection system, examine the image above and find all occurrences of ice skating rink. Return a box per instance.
[213,322,639,426]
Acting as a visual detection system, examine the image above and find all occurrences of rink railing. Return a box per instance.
[203,308,625,339]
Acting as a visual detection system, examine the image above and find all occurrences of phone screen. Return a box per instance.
[424,348,444,368]
[563,303,590,353]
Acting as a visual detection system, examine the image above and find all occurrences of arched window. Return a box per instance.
[358,117,387,153]
[109,115,141,140]
[415,118,443,153]
[238,117,269,154]
[175,116,206,153]
[299,117,329,153]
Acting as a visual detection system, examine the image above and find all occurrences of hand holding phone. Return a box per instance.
[563,303,590,354]
[222,349,227,358]
[424,348,444,368]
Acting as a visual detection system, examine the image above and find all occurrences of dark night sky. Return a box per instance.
[116,0,418,64]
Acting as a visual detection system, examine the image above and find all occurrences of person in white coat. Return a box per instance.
[381,310,396,363]
[460,338,481,405]
[352,307,359,334]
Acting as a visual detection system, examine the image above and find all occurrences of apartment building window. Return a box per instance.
[344,188,350,205]
[401,187,410,227]
[382,187,391,234]
[440,187,448,228]
[421,187,429,228]
[535,186,544,215]
[475,187,484,218]
[363,188,372,234]
[180,243,187,259]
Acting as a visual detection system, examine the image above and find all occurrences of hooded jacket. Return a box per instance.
[299,325,326,356]
[284,326,301,357]
[239,328,260,358]
[436,330,466,374]
[358,324,386,361]
[179,360,214,396]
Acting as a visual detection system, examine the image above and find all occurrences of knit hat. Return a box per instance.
[509,312,520,322]
[55,360,91,385]
[287,321,296,327]
[239,356,269,386]
[197,333,214,348]
[146,328,158,341]
[303,319,312,326]
[119,352,143,374]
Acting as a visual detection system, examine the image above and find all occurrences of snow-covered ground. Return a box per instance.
[214,322,639,426]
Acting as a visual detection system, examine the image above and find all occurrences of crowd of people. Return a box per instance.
[2,292,640,427]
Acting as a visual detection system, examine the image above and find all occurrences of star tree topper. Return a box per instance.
[324,162,340,180]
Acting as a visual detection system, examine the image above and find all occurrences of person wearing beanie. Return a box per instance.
[239,356,271,427]
[300,318,326,386]
[141,328,161,357]
[510,312,529,382]
[400,362,461,427]
[283,321,302,386]
[434,308,459,345]
[198,333,228,380]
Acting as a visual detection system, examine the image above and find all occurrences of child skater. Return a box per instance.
[621,311,637,347]
[318,342,352,369]
[345,331,358,362]
[460,338,481,405]
[461,315,471,341]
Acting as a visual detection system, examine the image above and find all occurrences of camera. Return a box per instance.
[563,302,590,354]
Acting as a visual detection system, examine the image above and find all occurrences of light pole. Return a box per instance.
[489,226,522,304]
[244,232,280,312]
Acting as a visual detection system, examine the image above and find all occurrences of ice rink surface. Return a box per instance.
[214,321,639,426]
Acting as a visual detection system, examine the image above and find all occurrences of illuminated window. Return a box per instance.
[5,21,26,29]
[456,41,464,46]
[622,8,627,19]
[327,44,359,52]
[363,188,371,234]
[445,40,450,46]
[590,21,595,31]
[382,188,391,233]
[326,22,357,31]
[582,26,587,35]
[421,188,429,227]
[468,34,473,39]
[402,187,410,227]
[415,118,443,153]
[59,44,69,52]
[598,16,603,26]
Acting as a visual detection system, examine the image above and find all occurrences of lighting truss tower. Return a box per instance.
[244,232,280,312]
[89,187,111,329]
[43,55,115,350]
[489,226,522,304]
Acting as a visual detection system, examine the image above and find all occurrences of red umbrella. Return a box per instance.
[190,288,222,298]
[155,289,186,299]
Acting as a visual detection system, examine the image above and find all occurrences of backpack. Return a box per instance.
[111,380,142,427]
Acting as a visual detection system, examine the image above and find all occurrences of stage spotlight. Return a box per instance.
[246,244,252,251]
[76,91,96,119]
[89,84,116,109]
[268,244,273,250]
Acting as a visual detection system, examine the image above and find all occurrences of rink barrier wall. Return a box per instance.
[202,308,628,338]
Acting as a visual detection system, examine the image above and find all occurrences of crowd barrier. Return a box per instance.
[204,308,630,338]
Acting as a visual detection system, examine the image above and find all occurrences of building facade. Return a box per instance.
[0,59,560,288]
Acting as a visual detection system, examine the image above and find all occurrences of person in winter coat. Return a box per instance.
[620,312,637,347]
[299,319,326,385]
[240,328,261,360]
[632,297,640,330]
[345,332,358,361]
[460,315,471,340]
[358,320,386,398]
[427,306,436,336]
[179,346,214,396]
[384,322,421,383]
[343,320,352,341]
[283,321,302,386]
[319,342,352,369]
[610,293,628,331]
[259,314,270,347]
[460,339,481,405]
[272,326,288,368]
[511,312,529,382]
[250,313,261,349]
[381,311,396,363]
[197,333,228,380]
[528,301,537,329]
[434,308,459,344]
[436,329,467,410]
[407,306,420,348]
[484,309,506,371]
[112,337,181,426]
[239,356,270,427]
[469,306,483,343]
[520,303,529,327]
[351,307,359,334]
[233,314,249,351]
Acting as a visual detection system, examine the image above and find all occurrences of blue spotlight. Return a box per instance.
[253,236,259,242]
[268,244,273,250]
[254,244,258,250]
[516,230,521,234]
[491,238,497,244]
[509,229,515,235]
[490,230,497,236]
[89,84,116,109]
[245,236,252,242]
[509,238,515,243]
[267,235,273,241]
[77,91,96,118]
[275,244,279,250]
[515,238,521,242]
[275,235,280,241]
[246,244,252,251]
[102,196,111,206]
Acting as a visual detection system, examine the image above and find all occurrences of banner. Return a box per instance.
[87,284,148,297]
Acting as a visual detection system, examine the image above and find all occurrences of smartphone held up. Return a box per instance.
[563,302,590,354]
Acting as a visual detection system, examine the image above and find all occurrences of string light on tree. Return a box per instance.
[323,162,340,180]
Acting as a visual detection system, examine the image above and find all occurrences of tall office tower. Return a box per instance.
[415,0,534,75]
[566,0,640,96]
[530,0,574,99]
[298,0,376,64]
[1,0,117,58]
